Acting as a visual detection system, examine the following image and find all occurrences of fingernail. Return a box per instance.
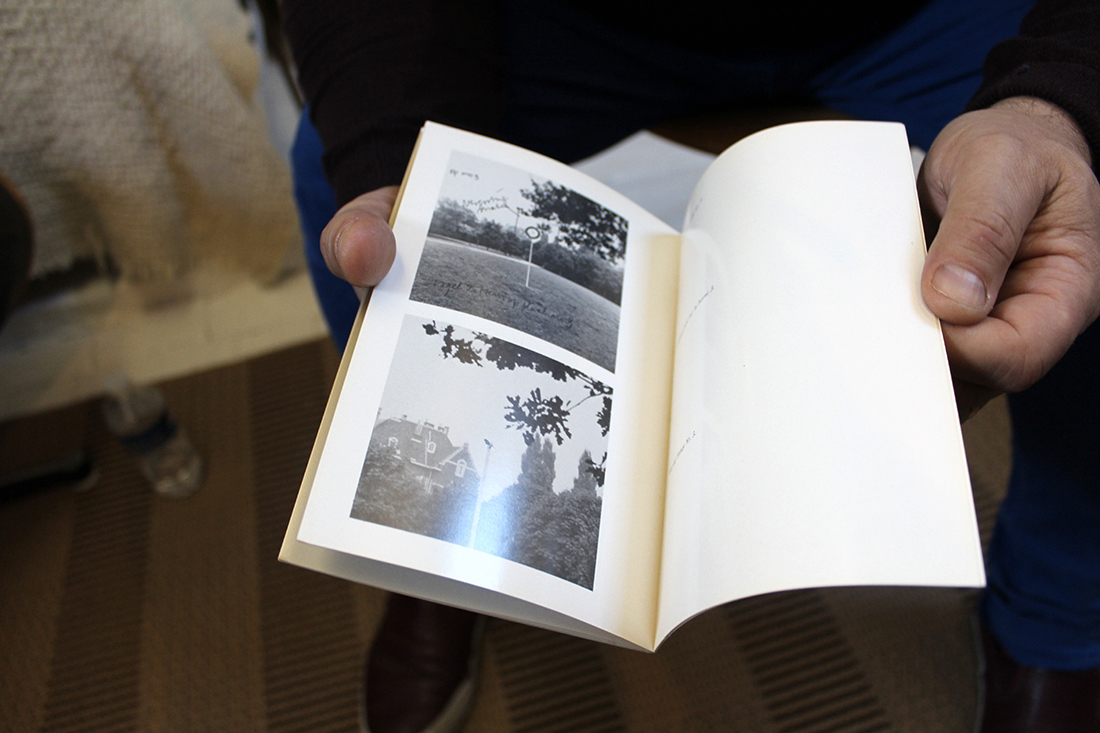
[932,264,988,310]
[331,218,357,263]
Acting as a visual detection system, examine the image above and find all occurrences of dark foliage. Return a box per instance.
[351,442,478,546]
[427,197,623,303]
[474,439,602,588]
[519,180,628,265]
[423,322,612,449]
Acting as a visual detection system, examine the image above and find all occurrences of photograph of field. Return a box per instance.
[410,238,620,371]
[409,151,627,373]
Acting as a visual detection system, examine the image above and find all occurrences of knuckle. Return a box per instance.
[957,209,1020,266]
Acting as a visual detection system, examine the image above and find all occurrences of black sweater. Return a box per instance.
[283,0,1100,206]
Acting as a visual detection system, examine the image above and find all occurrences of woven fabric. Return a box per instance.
[0,0,298,284]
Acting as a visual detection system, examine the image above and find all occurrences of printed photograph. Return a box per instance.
[350,316,612,589]
[409,151,627,373]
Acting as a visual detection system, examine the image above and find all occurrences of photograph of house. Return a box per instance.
[352,416,481,547]
[349,315,609,587]
[370,417,479,496]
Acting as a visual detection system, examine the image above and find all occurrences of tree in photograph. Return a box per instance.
[428,197,529,257]
[478,439,603,588]
[353,442,431,532]
[573,449,603,494]
[474,435,556,558]
[353,440,477,545]
[504,388,572,447]
[428,191,624,302]
[520,180,628,264]
[551,483,602,588]
[552,449,603,587]
[428,198,480,241]
[529,242,624,304]
[423,321,612,467]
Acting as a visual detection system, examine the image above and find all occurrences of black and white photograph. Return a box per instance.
[409,151,627,373]
[350,316,612,589]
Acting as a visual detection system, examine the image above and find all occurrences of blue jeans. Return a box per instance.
[983,328,1100,670]
[291,0,1099,669]
[290,118,359,353]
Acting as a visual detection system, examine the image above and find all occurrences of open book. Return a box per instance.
[280,121,985,653]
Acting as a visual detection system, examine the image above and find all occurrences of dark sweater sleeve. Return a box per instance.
[966,0,1100,173]
[282,0,504,205]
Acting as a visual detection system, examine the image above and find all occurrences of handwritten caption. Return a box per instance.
[424,279,575,329]
[668,430,697,475]
[676,285,714,346]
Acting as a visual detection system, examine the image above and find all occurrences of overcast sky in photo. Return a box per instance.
[437,151,553,235]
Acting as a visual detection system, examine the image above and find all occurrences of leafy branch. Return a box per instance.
[423,321,612,446]
[519,180,628,264]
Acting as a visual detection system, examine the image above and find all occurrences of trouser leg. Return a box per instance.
[982,321,1100,670]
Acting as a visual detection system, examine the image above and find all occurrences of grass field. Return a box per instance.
[410,238,620,372]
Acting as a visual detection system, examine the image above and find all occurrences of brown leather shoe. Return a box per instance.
[977,620,1100,732]
[361,594,483,733]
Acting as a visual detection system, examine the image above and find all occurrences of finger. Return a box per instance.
[940,262,1082,393]
[932,167,1100,392]
[320,186,400,287]
[920,135,1050,326]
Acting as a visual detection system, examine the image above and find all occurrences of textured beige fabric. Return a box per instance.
[0,341,1011,733]
[0,0,298,284]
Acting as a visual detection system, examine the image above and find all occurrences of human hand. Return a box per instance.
[319,185,400,297]
[918,97,1100,420]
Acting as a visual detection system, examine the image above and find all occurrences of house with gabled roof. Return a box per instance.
[369,416,479,495]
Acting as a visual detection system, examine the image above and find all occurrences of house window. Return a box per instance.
[426,441,436,454]
[455,459,466,477]
[388,437,399,449]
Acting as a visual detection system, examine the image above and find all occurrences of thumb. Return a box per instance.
[320,186,400,288]
[917,102,1100,396]
[919,143,1045,327]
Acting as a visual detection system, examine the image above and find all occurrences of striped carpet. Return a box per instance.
[0,337,1011,732]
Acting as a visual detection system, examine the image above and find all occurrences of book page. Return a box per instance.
[657,121,984,644]
[283,123,680,650]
